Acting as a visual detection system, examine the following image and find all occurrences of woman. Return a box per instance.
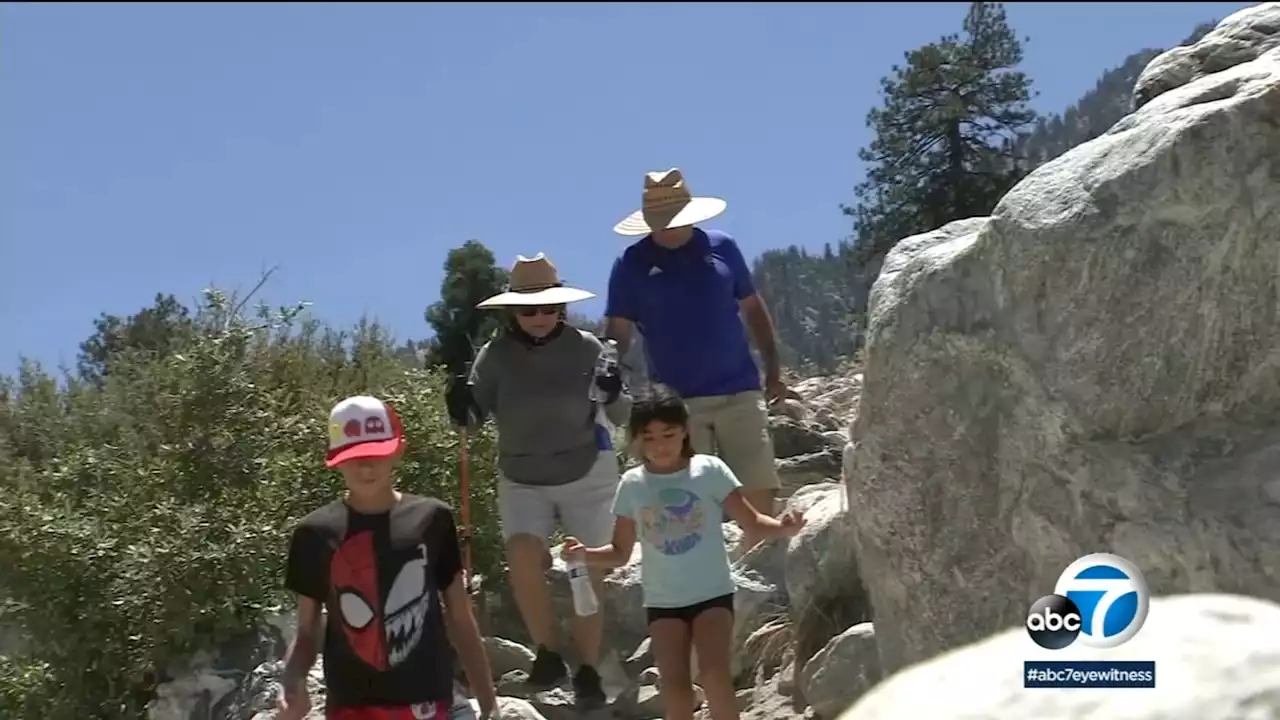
[445,253,628,707]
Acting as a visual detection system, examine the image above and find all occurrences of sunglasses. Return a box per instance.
[515,305,563,317]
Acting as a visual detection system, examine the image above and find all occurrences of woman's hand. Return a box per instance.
[445,375,481,427]
[594,370,622,403]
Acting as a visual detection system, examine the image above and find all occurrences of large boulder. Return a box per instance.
[1134,3,1280,109]
[848,20,1280,675]
[800,623,879,720]
[840,594,1280,719]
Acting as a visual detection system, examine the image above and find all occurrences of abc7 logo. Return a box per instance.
[1025,553,1150,650]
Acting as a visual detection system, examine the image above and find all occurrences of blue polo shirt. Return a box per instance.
[605,227,761,399]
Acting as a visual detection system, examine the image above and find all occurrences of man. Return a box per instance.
[277,395,497,720]
[604,168,786,547]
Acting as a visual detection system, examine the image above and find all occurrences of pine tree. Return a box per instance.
[423,240,508,377]
[845,1,1036,260]
[77,293,196,387]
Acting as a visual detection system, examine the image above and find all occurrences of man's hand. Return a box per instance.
[275,682,311,720]
[764,372,787,404]
[477,693,498,719]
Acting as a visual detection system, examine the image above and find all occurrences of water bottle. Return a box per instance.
[588,339,620,403]
[566,555,600,616]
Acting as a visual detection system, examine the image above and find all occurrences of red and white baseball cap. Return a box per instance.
[325,395,405,468]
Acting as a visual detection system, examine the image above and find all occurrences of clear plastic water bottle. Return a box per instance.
[566,555,599,616]
[588,339,620,403]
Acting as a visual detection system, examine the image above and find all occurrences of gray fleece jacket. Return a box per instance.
[468,326,630,486]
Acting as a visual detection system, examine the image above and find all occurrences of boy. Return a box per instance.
[277,395,497,720]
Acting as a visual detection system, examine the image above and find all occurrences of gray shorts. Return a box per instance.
[497,450,620,546]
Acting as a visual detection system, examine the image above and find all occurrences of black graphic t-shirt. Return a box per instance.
[285,494,463,709]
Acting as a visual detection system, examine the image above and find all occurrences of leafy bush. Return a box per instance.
[0,289,501,720]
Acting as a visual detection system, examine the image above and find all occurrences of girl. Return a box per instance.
[563,395,805,720]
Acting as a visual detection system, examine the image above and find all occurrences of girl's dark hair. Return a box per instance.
[628,394,695,459]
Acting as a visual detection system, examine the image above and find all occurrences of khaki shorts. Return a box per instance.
[683,390,781,492]
[497,450,620,547]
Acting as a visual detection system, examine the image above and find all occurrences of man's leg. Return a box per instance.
[711,391,781,549]
[496,478,568,687]
[682,396,719,456]
[553,450,622,705]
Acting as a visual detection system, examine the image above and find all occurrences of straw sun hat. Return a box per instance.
[476,253,595,308]
[613,168,726,237]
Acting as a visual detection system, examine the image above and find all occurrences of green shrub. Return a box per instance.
[0,290,501,720]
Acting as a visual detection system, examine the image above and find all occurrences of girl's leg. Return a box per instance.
[690,601,738,720]
[649,617,696,720]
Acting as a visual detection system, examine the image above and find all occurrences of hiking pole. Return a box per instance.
[459,424,473,585]
[454,367,492,636]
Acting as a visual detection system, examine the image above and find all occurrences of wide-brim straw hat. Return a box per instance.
[476,253,596,308]
[613,168,727,237]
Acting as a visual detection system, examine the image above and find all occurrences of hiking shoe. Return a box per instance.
[573,664,607,707]
[526,646,568,688]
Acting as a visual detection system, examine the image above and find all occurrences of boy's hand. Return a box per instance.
[478,693,498,719]
[779,509,806,535]
[562,536,586,560]
[276,683,311,720]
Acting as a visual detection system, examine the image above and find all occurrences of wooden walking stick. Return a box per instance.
[457,420,491,636]
[458,424,473,583]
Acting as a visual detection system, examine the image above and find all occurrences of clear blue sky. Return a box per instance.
[0,2,1252,374]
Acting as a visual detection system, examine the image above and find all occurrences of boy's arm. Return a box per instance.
[443,573,497,716]
[281,595,323,694]
[433,506,496,716]
[280,525,329,708]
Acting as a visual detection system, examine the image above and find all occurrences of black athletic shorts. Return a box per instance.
[645,593,735,626]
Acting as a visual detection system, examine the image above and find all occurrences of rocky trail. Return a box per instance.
[148,370,865,720]
[152,5,1280,718]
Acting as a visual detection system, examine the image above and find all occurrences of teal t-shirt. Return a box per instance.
[612,454,742,608]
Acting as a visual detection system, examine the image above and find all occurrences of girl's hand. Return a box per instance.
[779,509,806,535]
[562,536,587,559]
